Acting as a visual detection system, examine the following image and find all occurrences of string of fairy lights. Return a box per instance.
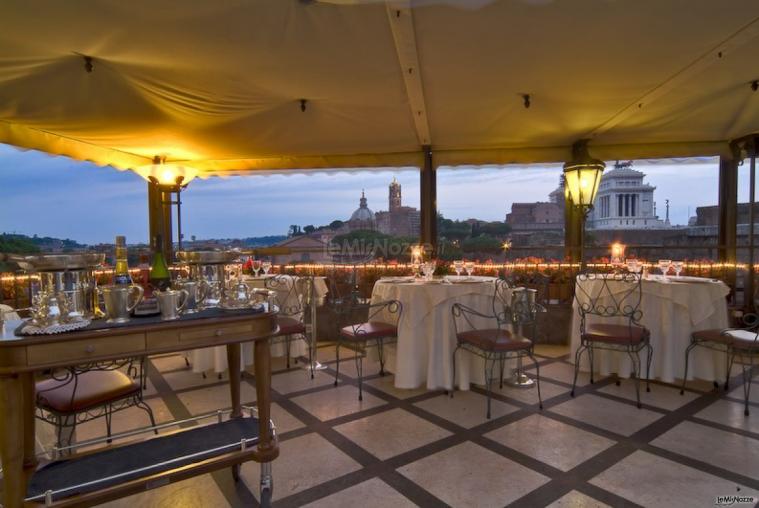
[0,261,752,284]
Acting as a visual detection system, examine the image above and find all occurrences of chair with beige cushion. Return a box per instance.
[681,314,758,415]
[572,272,652,408]
[36,358,155,449]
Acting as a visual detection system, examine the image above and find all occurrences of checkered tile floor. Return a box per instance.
[36,343,759,507]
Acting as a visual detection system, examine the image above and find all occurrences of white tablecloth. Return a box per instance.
[187,275,328,373]
[370,276,507,390]
[570,276,730,383]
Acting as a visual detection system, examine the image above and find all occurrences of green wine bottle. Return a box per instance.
[149,235,171,292]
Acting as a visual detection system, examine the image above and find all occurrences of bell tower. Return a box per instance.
[389,176,402,212]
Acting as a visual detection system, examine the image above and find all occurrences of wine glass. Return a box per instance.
[626,259,639,274]
[262,261,272,275]
[252,259,262,277]
[453,260,464,277]
[658,259,672,277]
[464,261,475,278]
[672,261,683,277]
[421,261,435,281]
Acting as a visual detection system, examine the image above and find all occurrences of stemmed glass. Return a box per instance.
[626,259,640,274]
[658,259,672,277]
[252,259,262,277]
[421,261,436,281]
[672,261,683,277]
[464,261,475,278]
[262,261,272,275]
[453,260,464,277]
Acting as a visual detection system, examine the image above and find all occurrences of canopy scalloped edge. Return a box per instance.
[0,120,152,171]
[0,117,738,176]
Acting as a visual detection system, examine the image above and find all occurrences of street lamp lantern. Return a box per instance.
[563,141,605,209]
[134,158,199,261]
[563,140,605,269]
[134,162,198,187]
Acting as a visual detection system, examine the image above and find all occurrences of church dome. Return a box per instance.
[349,190,375,226]
[350,207,374,222]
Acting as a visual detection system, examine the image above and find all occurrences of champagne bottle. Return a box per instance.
[113,235,132,285]
[149,235,171,292]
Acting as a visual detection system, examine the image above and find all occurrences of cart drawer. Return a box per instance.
[27,334,146,366]
[178,323,254,346]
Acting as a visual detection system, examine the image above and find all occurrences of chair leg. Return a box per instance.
[484,356,496,419]
[726,351,736,391]
[185,356,190,367]
[681,341,697,395]
[334,342,341,387]
[354,346,364,402]
[105,405,113,444]
[499,357,506,389]
[377,337,385,376]
[743,354,754,417]
[286,338,291,369]
[137,399,158,434]
[56,415,76,455]
[571,344,586,397]
[588,346,595,385]
[628,349,641,408]
[306,333,315,379]
[528,352,543,409]
[450,346,458,398]
[645,343,653,393]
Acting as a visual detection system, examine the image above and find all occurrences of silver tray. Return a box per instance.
[8,253,105,272]
[175,250,241,265]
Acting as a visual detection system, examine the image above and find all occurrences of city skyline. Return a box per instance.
[0,143,751,245]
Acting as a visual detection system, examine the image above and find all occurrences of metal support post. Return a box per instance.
[420,145,437,256]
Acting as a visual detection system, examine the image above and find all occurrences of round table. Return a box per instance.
[187,275,328,373]
[570,275,730,383]
[370,276,508,390]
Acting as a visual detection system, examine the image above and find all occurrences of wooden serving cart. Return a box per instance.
[0,309,280,507]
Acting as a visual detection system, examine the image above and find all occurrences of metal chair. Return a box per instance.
[572,272,652,408]
[451,279,544,418]
[681,313,758,415]
[265,274,313,375]
[35,358,156,449]
[335,300,402,401]
[326,268,402,401]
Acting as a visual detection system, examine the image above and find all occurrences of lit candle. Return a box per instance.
[610,242,626,264]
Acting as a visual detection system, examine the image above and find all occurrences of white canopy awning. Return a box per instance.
[1,0,757,176]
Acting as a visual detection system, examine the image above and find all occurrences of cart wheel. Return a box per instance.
[260,462,273,507]
[231,464,241,482]
[260,486,272,507]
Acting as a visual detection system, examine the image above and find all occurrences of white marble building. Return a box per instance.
[587,161,668,230]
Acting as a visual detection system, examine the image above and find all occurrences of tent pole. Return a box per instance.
[147,180,173,261]
[747,137,756,312]
[718,144,740,303]
[420,145,437,256]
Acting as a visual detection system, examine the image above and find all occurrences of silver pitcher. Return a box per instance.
[173,279,205,314]
[99,285,144,324]
[156,289,189,321]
